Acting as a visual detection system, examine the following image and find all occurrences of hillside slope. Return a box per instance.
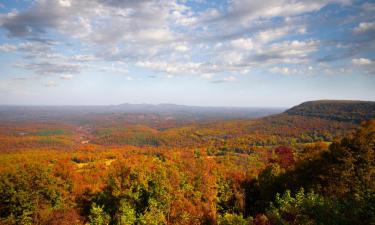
[0,100,373,151]
[284,100,375,123]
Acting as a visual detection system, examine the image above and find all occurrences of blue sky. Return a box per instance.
[0,0,374,107]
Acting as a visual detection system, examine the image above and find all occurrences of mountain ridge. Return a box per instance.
[284,100,375,123]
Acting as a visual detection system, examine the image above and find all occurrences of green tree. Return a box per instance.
[89,161,171,224]
[217,213,252,225]
[266,188,342,225]
[88,203,110,225]
[246,120,375,224]
[114,200,136,225]
[0,164,65,224]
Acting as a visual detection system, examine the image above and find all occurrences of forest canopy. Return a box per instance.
[0,101,374,224]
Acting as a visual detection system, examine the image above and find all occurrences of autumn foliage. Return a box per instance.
[0,109,373,224]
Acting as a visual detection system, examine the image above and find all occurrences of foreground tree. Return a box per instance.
[247,120,375,224]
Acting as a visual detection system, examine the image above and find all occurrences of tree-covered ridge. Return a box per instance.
[285,100,375,123]
[0,114,355,153]
[4,99,374,152]
[2,100,374,152]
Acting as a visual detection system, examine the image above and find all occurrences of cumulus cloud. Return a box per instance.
[254,26,292,44]
[216,0,351,27]
[269,66,296,75]
[246,40,320,65]
[231,38,254,50]
[0,0,180,46]
[353,22,375,33]
[136,60,202,75]
[71,55,97,62]
[0,0,370,79]
[0,42,54,58]
[16,61,82,75]
[174,43,189,52]
[0,44,17,52]
[352,58,374,65]
[1,1,70,37]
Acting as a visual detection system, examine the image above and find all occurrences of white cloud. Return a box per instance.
[60,74,74,80]
[269,40,319,57]
[0,44,17,52]
[0,42,55,57]
[298,27,306,34]
[353,22,375,33]
[71,54,97,62]
[16,61,82,75]
[270,66,293,75]
[231,38,254,50]
[0,0,364,80]
[352,58,373,65]
[254,26,291,44]
[133,28,175,43]
[223,0,351,26]
[59,0,72,7]
[174,43,189,52]
[223,76,237,82]
[136,60,201,75]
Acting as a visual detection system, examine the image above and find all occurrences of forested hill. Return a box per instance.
[284,100,375,123]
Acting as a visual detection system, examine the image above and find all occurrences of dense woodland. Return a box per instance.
[285,100,375,123]
[0,101,374,225]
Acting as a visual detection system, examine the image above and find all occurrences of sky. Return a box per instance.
[0,0,374,107]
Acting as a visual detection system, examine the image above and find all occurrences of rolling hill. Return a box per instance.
[0,100,373,152]
[284,100,375,123]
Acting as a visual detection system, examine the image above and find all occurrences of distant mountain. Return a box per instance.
[115,103,282,115]
[0,104,284,122]
[284,100,375,123]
